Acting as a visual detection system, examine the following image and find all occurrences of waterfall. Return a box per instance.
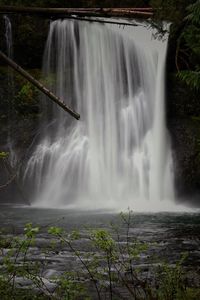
[24,19,175,211]
[4,15,16,167]
[4,15,13,58]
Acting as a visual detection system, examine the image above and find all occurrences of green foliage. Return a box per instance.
[150,0,193,23]
[24,222,40,238]
[0,67,42,121]
[186,0,200,24]
[183,25,200,57]
[174,0,200,90]
[14,81,39,115]
[0,151,9,159]
[155,258,200,300]
[151,0,200,89]
[155,253,188,300]
[177,70,200,90]
[56,271,90,300]
[48,226,64,235]
[17,83,36,102]
[0,213,200,299]
[0,222,50,300]
[69,230,81,240]
[91,229,115,252]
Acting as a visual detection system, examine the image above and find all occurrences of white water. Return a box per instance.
[24,19,175,211]
[4,15,16,167]
[4,15,13,58]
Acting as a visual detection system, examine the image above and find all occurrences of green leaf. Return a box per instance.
[48,226,63,235]
[0,152,9,159]
[177,70,200,90]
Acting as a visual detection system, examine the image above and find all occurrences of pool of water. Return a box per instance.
[0,205,200,295]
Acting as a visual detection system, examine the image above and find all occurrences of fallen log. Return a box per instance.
[0,50,80,120]
[0,6,154,18]
[58,16,138,27]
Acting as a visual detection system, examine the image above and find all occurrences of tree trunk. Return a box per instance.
[0,50,80,120]
[0,6,154,18]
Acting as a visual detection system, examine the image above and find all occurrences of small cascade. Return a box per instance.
[4,15,16,167]
[4,15,13,58]
[24,19,175,211]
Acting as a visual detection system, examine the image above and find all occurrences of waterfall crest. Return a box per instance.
[24,19,175,211]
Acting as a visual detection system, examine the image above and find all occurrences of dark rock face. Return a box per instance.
[167,74,200,206]
[0,13,49,204]
[166,20,200,206]
[0,15,49,69]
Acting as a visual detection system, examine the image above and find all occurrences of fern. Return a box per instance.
[176,0,200,90]
[183,25,200,56]
[185,0,200,25]
[177,70,200,90]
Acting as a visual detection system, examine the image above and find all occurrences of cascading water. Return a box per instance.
[4,15,16,166]
[24,19,175,211]
[4,15,13,58]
